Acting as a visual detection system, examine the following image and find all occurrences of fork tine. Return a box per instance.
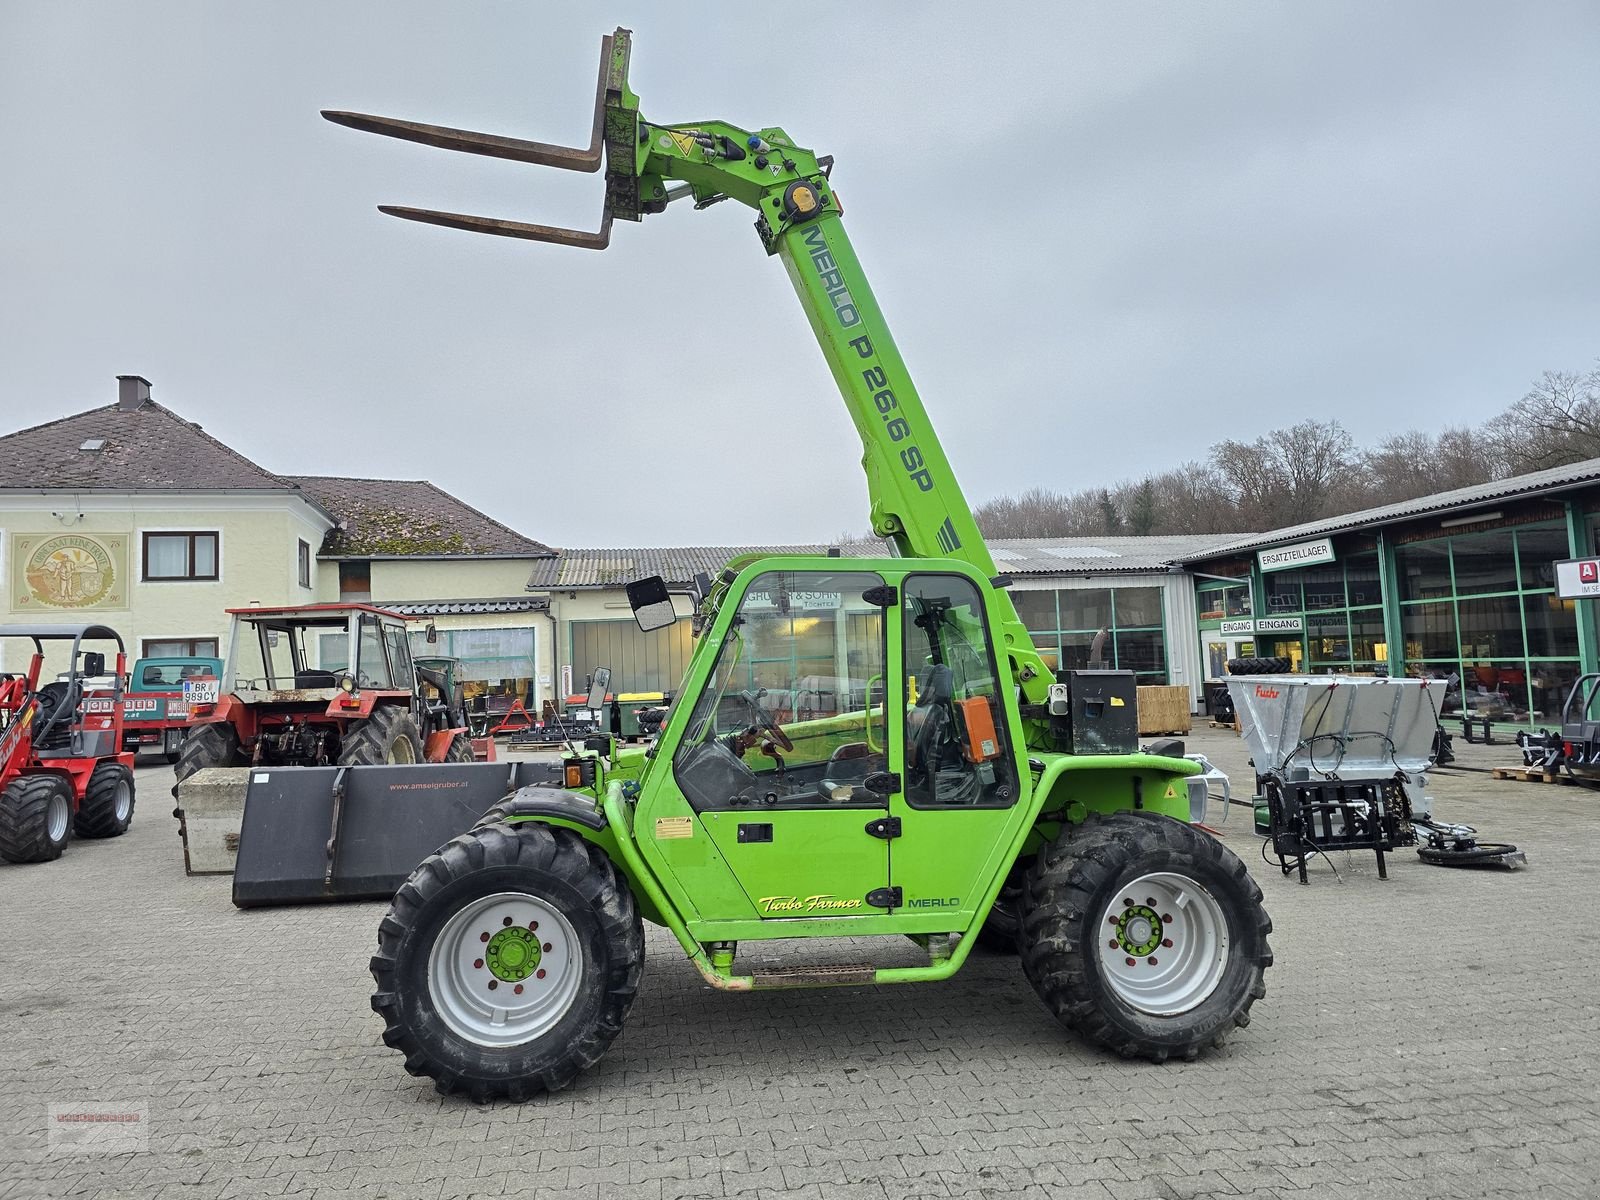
[377,205,613,250]
[319,32,612,171]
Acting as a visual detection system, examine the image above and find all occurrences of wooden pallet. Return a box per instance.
[1490,766,1575,786]
[1207,720,1240,731]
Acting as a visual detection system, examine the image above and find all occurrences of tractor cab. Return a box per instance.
[215,603,415,706]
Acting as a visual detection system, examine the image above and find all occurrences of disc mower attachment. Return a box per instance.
[231,761,560,907]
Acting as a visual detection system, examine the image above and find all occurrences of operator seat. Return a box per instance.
[906,663,953,775]
[31,681,78,752]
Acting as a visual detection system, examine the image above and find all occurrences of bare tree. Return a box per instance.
[1483,365,1600,474]
[1212,419,1355,528]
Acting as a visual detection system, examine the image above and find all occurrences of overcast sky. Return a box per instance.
[3,2,1598,548]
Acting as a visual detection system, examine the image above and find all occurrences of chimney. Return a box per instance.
[117,375,151,411]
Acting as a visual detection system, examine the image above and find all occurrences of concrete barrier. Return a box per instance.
[174,766,254,874]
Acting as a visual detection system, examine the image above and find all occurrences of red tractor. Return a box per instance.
[174,603,478,786]
[0,624,137,863]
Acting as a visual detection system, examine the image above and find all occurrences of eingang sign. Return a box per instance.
[1258,538,1335,573]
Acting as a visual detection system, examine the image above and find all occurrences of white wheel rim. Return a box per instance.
[387,736,417,764]
[47,792,69,842]
[113,780,132,822]
[428,891,584,1048]
[1097,871,1229,1016]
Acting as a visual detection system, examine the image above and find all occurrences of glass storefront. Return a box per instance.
[1192,517,1582,722]
[1015,585,1169,684]
[1397,520,1579,721]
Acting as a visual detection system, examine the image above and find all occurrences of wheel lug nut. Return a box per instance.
[473,958,484,970]
[1146,897,1156,906]
[1162,938,1173,948]
[1107,939,1119,949]
[529,920,539,931]
[479,932,490,943]
[1147,956,1158,966]
[514,984,524,995]
[1107,917,1119,927]
[1160,914,1172,924]
[487,980,498,991]
[1125,957,1136,967]
[1122,898,1133,908]
[536,968,546,979]
[542,942,552,953]
[502,916,513,927]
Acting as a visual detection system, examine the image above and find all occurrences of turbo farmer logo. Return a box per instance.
[21,535,120,609]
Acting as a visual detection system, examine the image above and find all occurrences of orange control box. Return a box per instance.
[957,696,1000,762]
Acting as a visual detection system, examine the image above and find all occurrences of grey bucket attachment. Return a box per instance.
[231,761,559,907]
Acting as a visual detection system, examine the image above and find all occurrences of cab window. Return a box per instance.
[672,571,888,810]
[902,574,1018,808]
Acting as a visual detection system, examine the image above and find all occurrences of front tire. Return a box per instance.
[339,707,424,766]
[445,733,475,764]
[1019,812,1271,1062]
[0,775,74,863]
[371,821,645,1101]
[75,762,135,838]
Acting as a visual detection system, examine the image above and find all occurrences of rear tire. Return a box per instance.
[173,722,245,794]
[0,775,74,863]
[1019,812,1271,1062]
[974,860,1027,953]
[370,822,644,1101]
[445,734,475,764]
[75,762,135,838]
[339,707,424,766]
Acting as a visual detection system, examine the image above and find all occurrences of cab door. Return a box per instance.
[887,572,1024,922]
[663,568,899,921]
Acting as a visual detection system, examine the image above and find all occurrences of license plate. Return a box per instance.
[183,678,220,704]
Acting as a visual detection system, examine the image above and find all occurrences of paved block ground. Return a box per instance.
[2,729,1597,1199]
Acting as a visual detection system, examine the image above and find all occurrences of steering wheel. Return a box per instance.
[738,689,793,752]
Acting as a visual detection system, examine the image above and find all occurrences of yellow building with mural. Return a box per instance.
[0,377,555,688]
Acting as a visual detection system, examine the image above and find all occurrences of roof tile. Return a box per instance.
[0,401,287,491]
[285,476,554,558]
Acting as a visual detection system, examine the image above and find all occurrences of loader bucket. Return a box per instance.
[230,761,559,907]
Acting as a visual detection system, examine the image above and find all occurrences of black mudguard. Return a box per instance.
[475,785,608,831]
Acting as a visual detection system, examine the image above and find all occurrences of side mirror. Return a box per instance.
[626,575,677,632]
[82,652,105,678]
[586,666,612,710]
[425,622,438,644]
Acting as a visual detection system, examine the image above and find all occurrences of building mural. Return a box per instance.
[13,532,129,610]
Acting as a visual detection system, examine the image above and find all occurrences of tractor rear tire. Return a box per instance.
[370,821,644,1101]
[75,762,135,839]
[445,734,475,764]
[173,723,246,793]
[974,859,1028,953]
[339,707,424,766]
[1019,812,1272,1062]
[0,775,74,863]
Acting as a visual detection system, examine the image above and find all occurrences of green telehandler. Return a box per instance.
[324,28,1271,1100]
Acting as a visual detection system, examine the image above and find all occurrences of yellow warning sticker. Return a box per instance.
[1110,696,1125,707]
[667,130,698,157]
[655,817,694,840]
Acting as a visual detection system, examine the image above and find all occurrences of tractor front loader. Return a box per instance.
[0,625,136,863]
[320,28,1272,1100]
